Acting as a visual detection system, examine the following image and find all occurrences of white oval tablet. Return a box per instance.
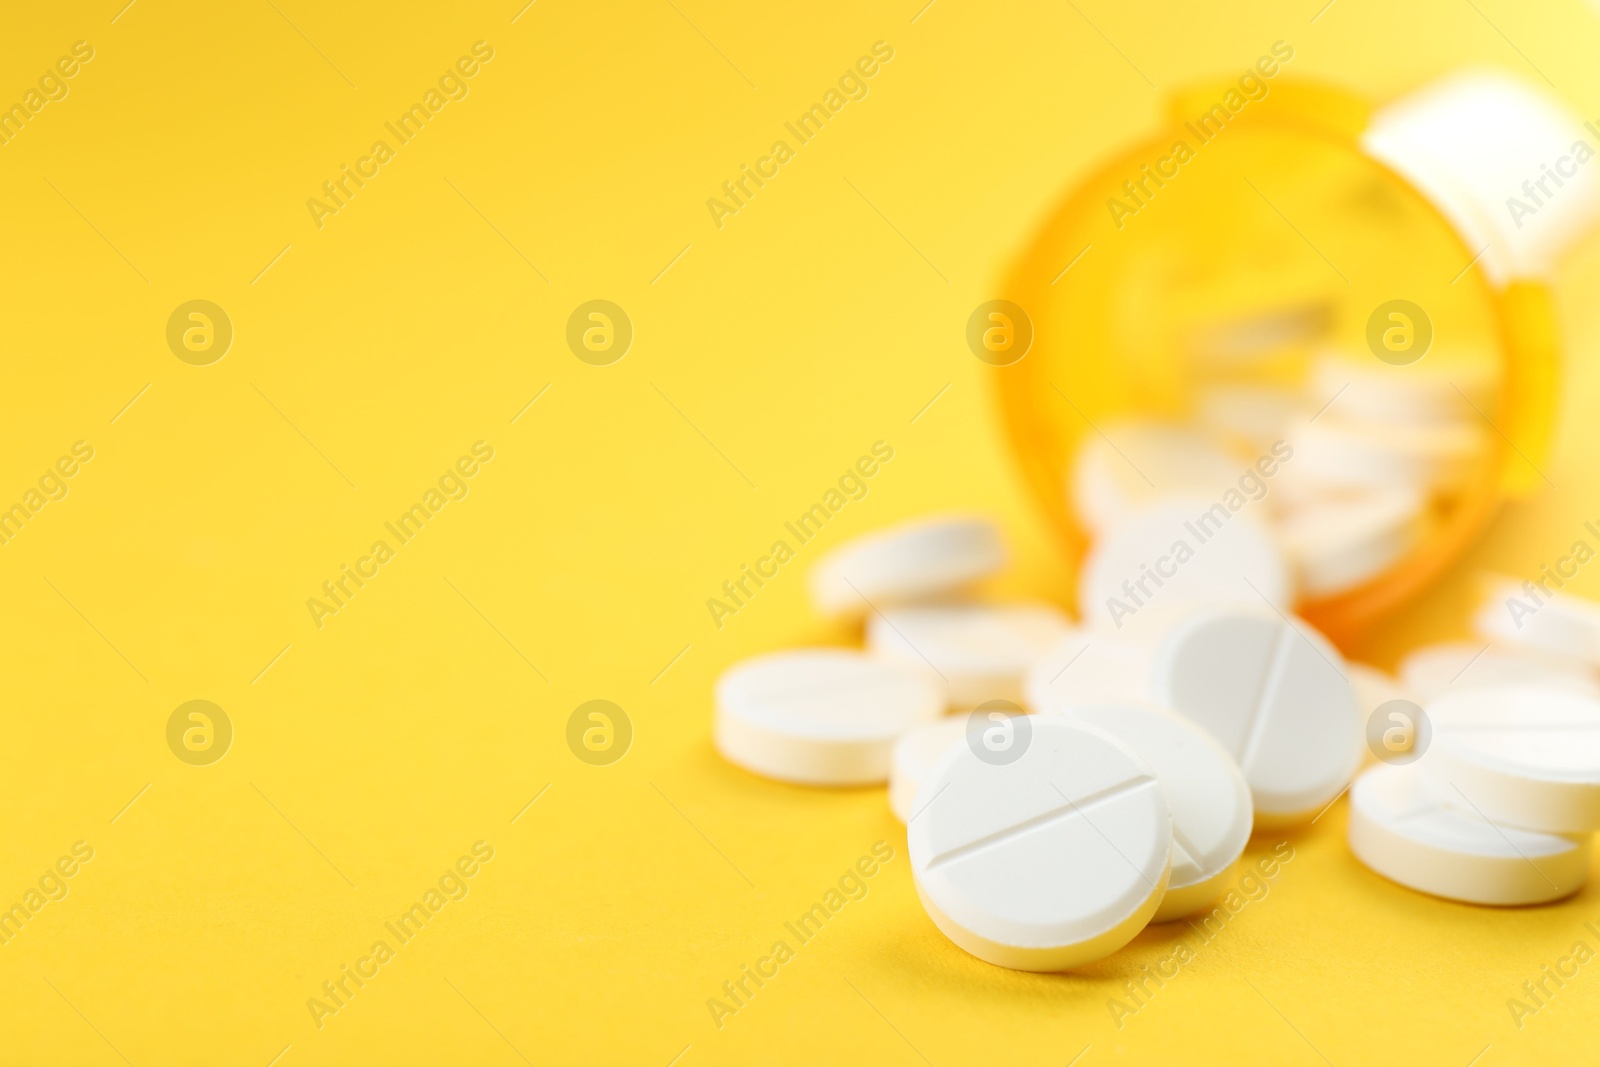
[1023,628,1153,715]
[1348,762,1589,905]
[907,717,1171,971]
[714,649,942,785]
[1059,702,1252,922]
[1421,686,1600,833]
[888,717,967,823]
[809,515,1006,618]
[866,602,1071,709]
[1078,498,1293,626]
[1152,608,1361,826]
[1398,641,1600,703]
[1473,574,1600,668]
[1070,422,1244,535]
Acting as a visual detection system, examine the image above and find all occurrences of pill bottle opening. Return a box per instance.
[995,78,1558,649]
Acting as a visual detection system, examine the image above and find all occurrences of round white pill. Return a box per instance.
[1310,351,1494,427]
[907,717,1171,971]
[1196,385,1304,452]
[1398,641,1600,703]
[809,515,1006,618]
[1421,686,1600,833]
[1152,608,1361,826]
[714,649,942,785]
[865,602,1071,709]
[1273,487,1428,598]
[1473,574,1600,668]
[1058,702,1252,922]
[1348,762,1589,906]
[1078,498,1293,626]
[1070,422,1244,535]
[1289,419,1486,497]
[888,717,967,823]
[1023,628,1153,715]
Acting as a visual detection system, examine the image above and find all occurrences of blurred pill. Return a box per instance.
[866,602,1071,709]
[1069,422,1245,536]
[809,515,1006,619]
[1398,641,1600,703]
[1273,486,1429,597]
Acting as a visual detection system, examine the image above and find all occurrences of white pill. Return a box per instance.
[1069,422,1244,535]
[1196,385,1305,452]
[908,717,1171,971]
[888,717,967,823]
[1398,641,1600,703]
[1273,487,1428,598]
[1023,628,1153,714]
[1473,574,1600,668]
[1289,419,1486,497]
[1348,762,1589,906]
[1421,686,1600,833]
[1059,702,1252,922]
[714,649,942,785]
[866,603,1071,709]
[1310,351,1494,427]
[1152,608,1361,826]
[809,515,1006,618]
[1079,498,1293,626]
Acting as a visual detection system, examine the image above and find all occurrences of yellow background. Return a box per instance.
[4,0,1600,1063]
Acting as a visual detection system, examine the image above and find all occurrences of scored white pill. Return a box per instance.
[908,717,1171,971]
[1398,641,1600,703]
[1079,498,1293,626]
[809,515,1006,618]
[1058,702,1252,922]
[1023,628,1153,715]
[714,649,942,785]
[1348,762,1589,906]
[867,603,1071,709]
[1153,608,1361,826]
[1421,686,1600,833]
[888,717,967,823]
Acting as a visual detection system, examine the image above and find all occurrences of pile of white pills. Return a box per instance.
[713,477,1600,969]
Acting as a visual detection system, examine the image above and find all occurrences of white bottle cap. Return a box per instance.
[1361,71,1600,286]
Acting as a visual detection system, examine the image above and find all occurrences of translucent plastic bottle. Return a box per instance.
[996,72,1599,646]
